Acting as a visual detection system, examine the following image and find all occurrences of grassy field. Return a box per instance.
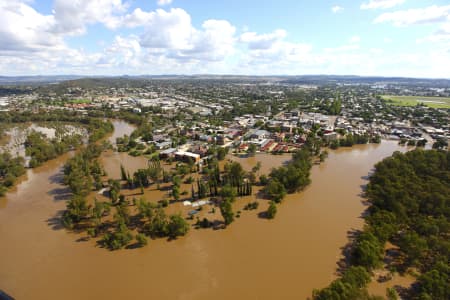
[381,95,450,109]
[68,99,91,104]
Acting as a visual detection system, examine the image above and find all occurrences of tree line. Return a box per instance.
[25,131,83,167]
[312,149,449,299]
[0,152,26,196]
[259,148,312,218]
[62,146,192,250]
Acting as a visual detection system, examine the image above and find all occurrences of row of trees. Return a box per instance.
[86,118,114,143]
[0,152,26,196]
[264,148,312,201]
[61,143,105,228]
[329,133,380,149]
[25,131,83,167]
[62,141,194,250]
[255,148,313,219]
[321,94,342,115]
[83,194,190,250]
[313,149,450,299]
[0,111,112,201]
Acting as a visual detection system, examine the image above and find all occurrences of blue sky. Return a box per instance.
[0,0,450,77]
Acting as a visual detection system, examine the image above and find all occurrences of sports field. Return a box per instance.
[381,95,450,109]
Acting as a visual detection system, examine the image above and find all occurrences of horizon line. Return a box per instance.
[1,74,450,81]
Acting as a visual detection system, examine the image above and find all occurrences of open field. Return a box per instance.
[381,95,450,109]
[68,98,91,104]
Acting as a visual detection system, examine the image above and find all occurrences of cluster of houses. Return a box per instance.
[143,105,449,167]
[147,111,345,165]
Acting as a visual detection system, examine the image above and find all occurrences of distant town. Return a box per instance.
[0,75,449,300]
[1,76,448,159]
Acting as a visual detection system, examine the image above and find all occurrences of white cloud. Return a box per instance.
[0,0,449,78]
[332,5,344,14]
[349,36,361,43]
[0,1,60,52]
[361,0,405,10]
[118,8,155,28]
[240,29,287,50]
[101,35,142,67]
[138,8,236,62]
[374,5,450,26]
[165,19,236,62]
[417,22,450,43]
[139,8,194,49]
[324,44,360,53]
[52,0,128,34]
[157,0,173,6]
[238,29,312,71]
[0,1,238,74]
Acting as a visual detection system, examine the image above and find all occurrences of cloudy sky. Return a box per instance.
[1,0,450,78]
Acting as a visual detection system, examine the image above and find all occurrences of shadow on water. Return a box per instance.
[192,219,225,231]
[47,170,72,201]
[257,211,270,219]
[46,210,65,231]
[335,228,363,276]
[76,237,90,243]
[358,173,372,197]
[335,171,375,274]
[48,171,65,184]
[0,290,14,300]
[125,243,143,250]
[48,186,72,201]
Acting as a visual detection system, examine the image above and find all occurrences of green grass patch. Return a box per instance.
[381,95,450,109]
[68,99,91,104]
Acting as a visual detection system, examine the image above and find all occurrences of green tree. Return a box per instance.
[432,138,448,149]
[351,232,383,270]
[217,147,228,161]
[266,201,277,219]
[252,161,262,174]
[259,174,269,185]
[416,264,450,300]
[146,208,169,237]
[264,179,286,203]
[248,143,257,156]
[135,233,148,247]
[120,164,127,181]
[172,185,180,201]
[167,214,190,239]
[102,221,133,250]
[220,200,234,226]
[386,287,399,300]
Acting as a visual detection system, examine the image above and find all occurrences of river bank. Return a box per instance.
[0,122,407,299]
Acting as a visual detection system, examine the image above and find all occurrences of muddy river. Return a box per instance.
[0,121,407,299]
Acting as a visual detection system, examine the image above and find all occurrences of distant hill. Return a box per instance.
[278,75,450,87]
[0,75,85,85]
[0,74,449,87]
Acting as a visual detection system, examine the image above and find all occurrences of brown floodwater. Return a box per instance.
[0,122,408,300]
[108,119,136,145]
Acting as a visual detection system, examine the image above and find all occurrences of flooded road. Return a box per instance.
[0,130,405,299]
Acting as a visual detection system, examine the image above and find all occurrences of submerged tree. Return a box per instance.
[167,214,190,239]
[264,179,286,203]
[220,199,234,226]
[266,201,277,219]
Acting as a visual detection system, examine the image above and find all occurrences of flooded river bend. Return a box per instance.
[0,122,404,299]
